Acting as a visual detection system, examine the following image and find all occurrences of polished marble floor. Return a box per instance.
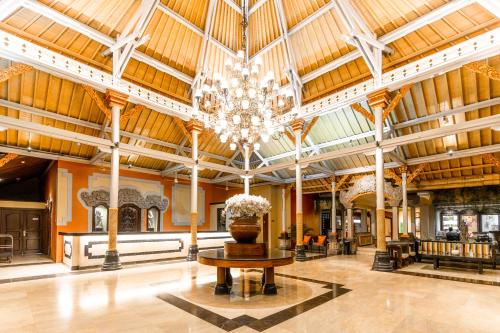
[1,254,500,333]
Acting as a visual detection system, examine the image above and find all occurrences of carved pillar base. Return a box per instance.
[372,251,394,272]
[295,245,307,261]
[102,249,122,271]
[187,244,198,261]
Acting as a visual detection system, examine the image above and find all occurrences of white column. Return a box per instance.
[102,89,127,271]
[346,208,353,239]
[291,119,305,260]
[331,179,336,233]
[392,206,399,240]
[402,168,408,234]
[244,144,250,195]
[371,208,377,238]
[368,89,389,251]
[187,120,202,261]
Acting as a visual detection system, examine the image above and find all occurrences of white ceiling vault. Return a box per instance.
[0,0,498,192]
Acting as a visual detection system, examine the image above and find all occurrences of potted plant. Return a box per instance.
[224,194,271,243]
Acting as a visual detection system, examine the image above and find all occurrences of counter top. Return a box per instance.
[59,230,230,236]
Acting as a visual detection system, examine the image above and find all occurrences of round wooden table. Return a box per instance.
[198,249,294,295]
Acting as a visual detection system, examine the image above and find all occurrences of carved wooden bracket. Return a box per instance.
[483,153,500,168]
[301,116,318,142]
[0,153,17,168]
[382,84,412,122]
[81,85,112,120]
[384,168,402,186]
[464,61,500,81]
[407,163,428,184]
[121,105,145,123]
[335,174,351,191]
[353,84,412,123]
[351,103,375,123]
[0,64,33,83]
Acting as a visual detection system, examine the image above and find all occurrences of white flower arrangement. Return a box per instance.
[224,194,271,219]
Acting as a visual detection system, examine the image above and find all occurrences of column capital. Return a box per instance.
[105,89,128,108]
[399,165,408,174]
[367,88,390,109]
[186,119,204,133]
[290,118,305,132]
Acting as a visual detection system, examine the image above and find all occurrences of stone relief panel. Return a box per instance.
[80,189,169,211]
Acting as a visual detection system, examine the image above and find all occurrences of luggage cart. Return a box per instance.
[0,234,13,263]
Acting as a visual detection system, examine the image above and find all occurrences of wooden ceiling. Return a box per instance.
[0,0,498,190]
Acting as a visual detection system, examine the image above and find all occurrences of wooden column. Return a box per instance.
[102,89,127,271]
[368,89,390,251]
[291,118,306,261]
[400,166,409,235]
[186,119,203,261]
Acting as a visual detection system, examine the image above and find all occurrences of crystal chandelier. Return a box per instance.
[194,7,294,151]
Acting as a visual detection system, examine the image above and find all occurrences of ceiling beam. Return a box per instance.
[0,99,232,164]
[249,0,267,15]
[156,3,237,58]
[23,0,192,84]
[0,0,22,21]
[253,113,500,175]
[0,114,245,175]
[300,0,473,84]
[292,27,500,121]
[0,29,193,120]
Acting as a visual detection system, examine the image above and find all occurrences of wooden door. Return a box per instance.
[3,210,23,254]
[1,209,43,255]
[24,211,42,253]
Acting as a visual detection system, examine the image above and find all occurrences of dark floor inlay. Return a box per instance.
[157,273,351,332]
[394,270,500,287]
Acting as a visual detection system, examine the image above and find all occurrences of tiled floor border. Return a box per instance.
[393,270,500,287]
[158,270,351,332]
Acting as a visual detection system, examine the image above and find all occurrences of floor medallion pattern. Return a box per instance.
[157,270,351,332]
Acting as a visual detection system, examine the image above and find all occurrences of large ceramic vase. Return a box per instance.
[229,216,261,243]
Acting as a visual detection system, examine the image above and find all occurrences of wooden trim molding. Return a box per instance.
[464,61,500,81]
[0,63,33,83]
[81,85,112,120]
[351,103,374,123]
[0,153,17,168]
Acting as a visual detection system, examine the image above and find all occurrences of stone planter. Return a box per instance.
[229,216,260,243]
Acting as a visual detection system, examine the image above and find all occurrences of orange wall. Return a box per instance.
[290,191,319,234]
[50,161,242,260]
[57,161,242,233]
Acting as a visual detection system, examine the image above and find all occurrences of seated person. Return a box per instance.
[445,227,460,241]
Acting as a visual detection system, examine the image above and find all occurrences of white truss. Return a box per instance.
[0,30,193,120]
[0,114,245,176]
[334,0,391,85]
[289,27,500,122]
[253,113,500,175]
[0,0,21,21]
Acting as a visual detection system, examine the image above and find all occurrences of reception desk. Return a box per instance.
[60,231,233,270]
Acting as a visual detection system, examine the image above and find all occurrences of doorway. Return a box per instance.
[0,209,44,255]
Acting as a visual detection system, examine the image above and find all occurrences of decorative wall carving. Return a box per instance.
[80,188,169,211]
[339,175,402,209]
